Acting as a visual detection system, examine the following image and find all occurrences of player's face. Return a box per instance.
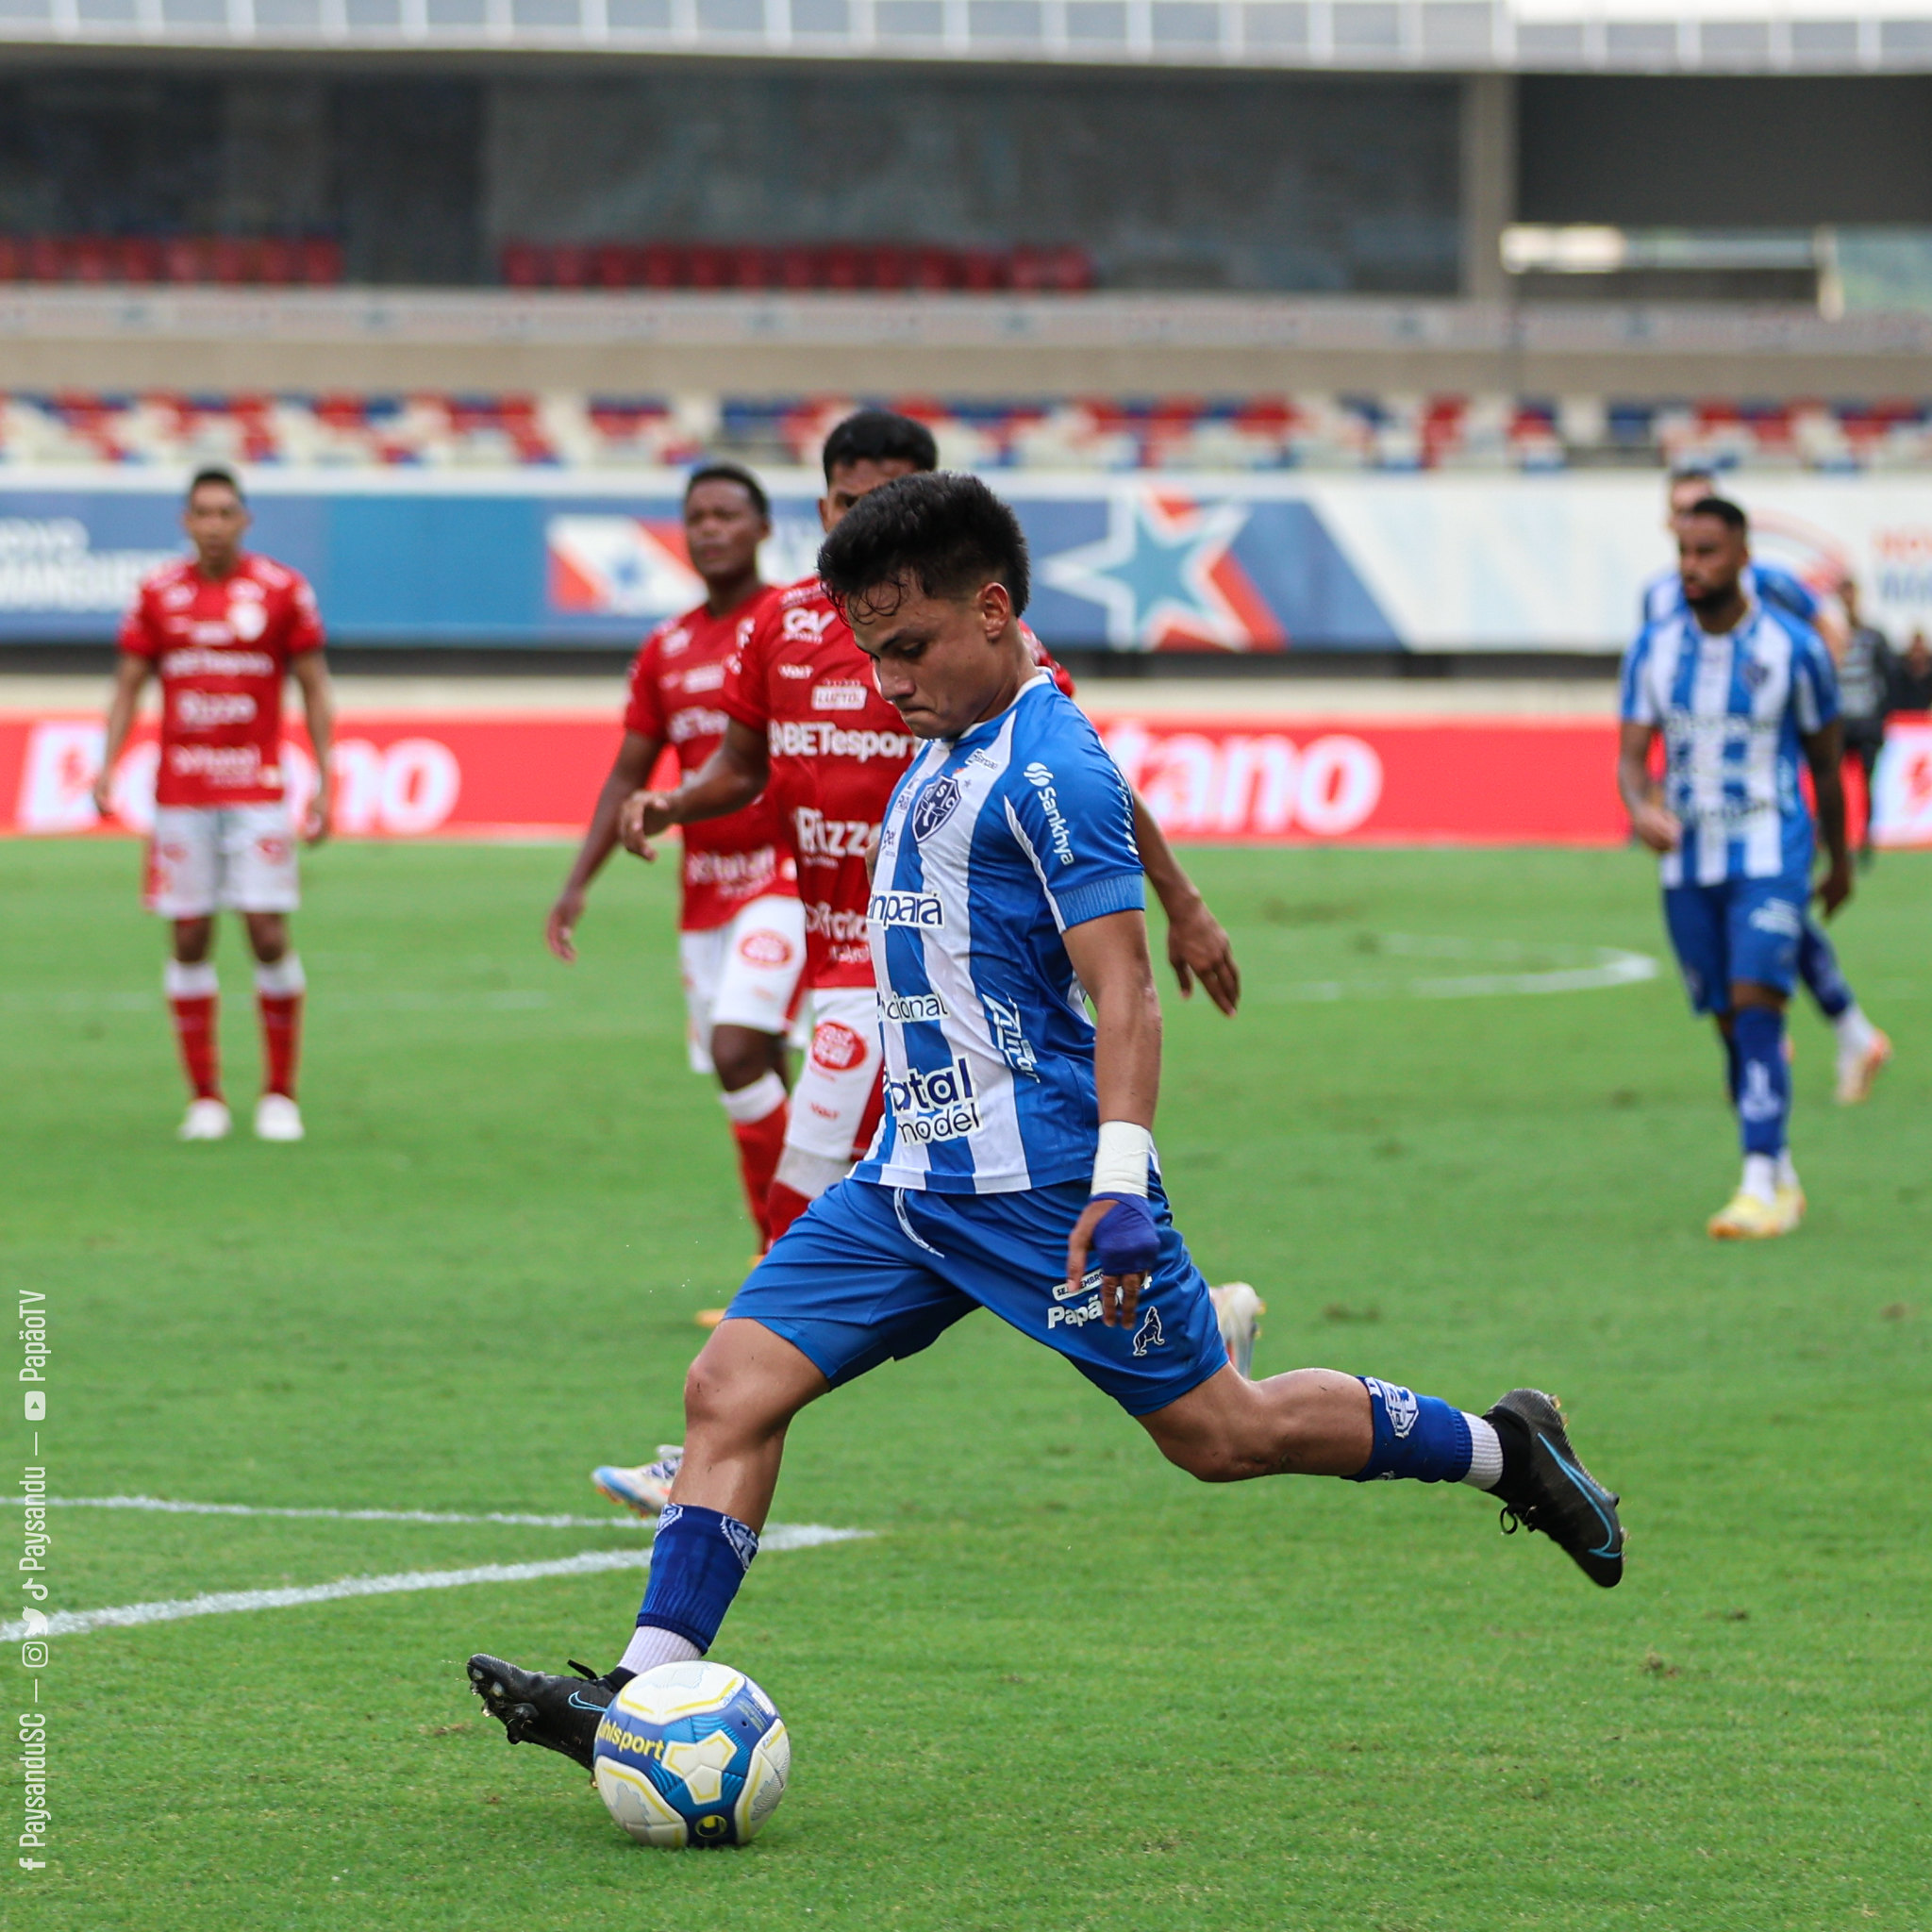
[683,479,767,583]
[1677,515,1748,607]
[184,485,248,570]
[847,577,1024,738]
[820,458,922,533]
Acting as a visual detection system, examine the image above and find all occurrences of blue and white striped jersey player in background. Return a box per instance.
[1642,466,1890,1107]
[1620,493,1854,1241]
[466,471,1626,1781]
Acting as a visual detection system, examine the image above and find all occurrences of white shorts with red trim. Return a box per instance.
[784,985,885,1162]
[144,803,299,919]
[677,893,808,1075]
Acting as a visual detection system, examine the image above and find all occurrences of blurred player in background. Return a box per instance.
[591,411,1255,1516]
[1833,575,1897,869]
[1619,496,1851,1239]
[92,466,331,1143]
[1643,465,1889,1106]
[547,464,800,1247]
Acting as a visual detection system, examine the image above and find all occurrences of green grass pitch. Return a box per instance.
[5,835,1929,1931]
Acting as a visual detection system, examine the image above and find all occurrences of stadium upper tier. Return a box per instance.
[0,0,1926,74]
[8,391,1932,472]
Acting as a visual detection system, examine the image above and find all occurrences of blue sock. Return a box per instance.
[636,1504,759,1651]
[1797,917,1852,1020]
[1731,1007,1790,1158]
[1348,1377,1474,1484]
[1722,1031,1741,1106]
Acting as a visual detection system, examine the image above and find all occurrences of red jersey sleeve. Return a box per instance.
[117,577,163,659]
[282,572,325,657]
[622,632,666,740]
[719,604,776,732]
[1023,623,1076,699]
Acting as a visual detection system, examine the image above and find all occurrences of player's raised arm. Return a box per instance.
[1131,795,1240,1015]
[92,651,152,820]
[619,715,770,859]
[549,727,664,960]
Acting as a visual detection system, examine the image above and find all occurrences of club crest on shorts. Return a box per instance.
[911,775,962,842]
[1131,1307,1165,1357]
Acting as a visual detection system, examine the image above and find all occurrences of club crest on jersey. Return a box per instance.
[870,890,945,930]
[782,607,836,642]
[911,776,962,842]
[1740,654,1771,691]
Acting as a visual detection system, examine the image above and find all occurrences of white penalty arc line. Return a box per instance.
[1261,948,1659,1004]
[2,1525,869,1642]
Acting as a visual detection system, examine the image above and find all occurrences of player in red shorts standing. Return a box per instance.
[92,466,332,1143]
[590,413,1251,1514]
[546,464,802,1247]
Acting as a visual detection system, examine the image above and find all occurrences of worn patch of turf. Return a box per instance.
[4,837,1927,1930]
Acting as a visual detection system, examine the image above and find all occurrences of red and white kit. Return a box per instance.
[120,553,324,917]
[626,591,805,1073]
[724,579,1075,1167]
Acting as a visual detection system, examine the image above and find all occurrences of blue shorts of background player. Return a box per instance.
[1663,874,1807,1015]
[727,1174,1227,1416]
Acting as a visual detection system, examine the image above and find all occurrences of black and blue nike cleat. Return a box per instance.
[468,1654,615,1772]
[1484,1389,1625,1589]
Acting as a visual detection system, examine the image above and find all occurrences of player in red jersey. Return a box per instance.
[92,467,332,1143]
[547,464,804,1247]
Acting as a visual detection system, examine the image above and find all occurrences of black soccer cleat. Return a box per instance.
[1484,1389,1625,1589]
[467,1654,614,1773]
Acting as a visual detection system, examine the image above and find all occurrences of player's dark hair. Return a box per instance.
[821,410,939,484]
[684,460,770,520]
[1670,462,1718,489]
[188,466,243,503]
[817,471,1029,618]
[1687,494,1748,534]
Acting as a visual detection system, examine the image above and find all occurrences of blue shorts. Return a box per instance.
[1663,874,1807,1016]
[727,1176,1228,1418]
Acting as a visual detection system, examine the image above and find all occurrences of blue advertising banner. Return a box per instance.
[2,470,1926,651]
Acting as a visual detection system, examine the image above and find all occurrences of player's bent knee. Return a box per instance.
[683,1318,825,1446]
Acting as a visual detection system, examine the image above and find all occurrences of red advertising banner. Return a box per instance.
[5,710,1929,846]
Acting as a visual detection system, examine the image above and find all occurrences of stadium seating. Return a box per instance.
[4,391,1932,472]
[0,237,343,288]
[499,242,1095,294]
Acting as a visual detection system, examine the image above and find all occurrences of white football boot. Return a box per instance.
[1208,1281,1266,1379]
[1836,1028,1892,1106]
[178,1097,232,1141]
[592,1446,684,1519]
[255,1093,306,1141]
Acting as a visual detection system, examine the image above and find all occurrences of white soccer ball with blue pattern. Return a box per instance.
[592,1659,791,1848]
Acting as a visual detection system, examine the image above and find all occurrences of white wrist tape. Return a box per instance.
[1091,1120,1155,1198]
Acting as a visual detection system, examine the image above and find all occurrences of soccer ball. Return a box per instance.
[592,1659,791,1848]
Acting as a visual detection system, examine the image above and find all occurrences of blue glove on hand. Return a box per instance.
[1089,1192,1159,1276]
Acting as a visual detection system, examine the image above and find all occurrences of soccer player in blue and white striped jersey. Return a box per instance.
[466,473,1628,1773]
[1642,467,1890,1105]
[1619,495,1854,1239]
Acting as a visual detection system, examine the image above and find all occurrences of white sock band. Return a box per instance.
[619,1625,703,1678]
[774,1145,849,1199]
[165,960,218,1000]
[1461,1414,1504,1491]
[254,954,307,998]
[1834,1005,1874,1055]
[1741,1154,1778,1205]
[719,1070,787,1124]
[1091,1120,1155,1197]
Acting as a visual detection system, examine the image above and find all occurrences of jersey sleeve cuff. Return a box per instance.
[1052,872,1146,929]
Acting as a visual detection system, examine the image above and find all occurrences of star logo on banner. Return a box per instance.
[1041,494,1278,650]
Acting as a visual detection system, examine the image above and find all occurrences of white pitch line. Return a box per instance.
[0,1525,869,1642]
[15,1493,656,1530]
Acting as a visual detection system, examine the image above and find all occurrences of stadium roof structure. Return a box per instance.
[3,0,1929,75]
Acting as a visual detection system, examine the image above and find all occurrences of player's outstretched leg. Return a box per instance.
[1140,1364,1624,1588]
[1796,914,1892,1107]
[480,1319,824,1777]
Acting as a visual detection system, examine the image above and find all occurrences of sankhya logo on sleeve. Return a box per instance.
[911,775,962,841]
[1364,1377,1419,1438]
[870,891,945,930]
[1024,762,1075,865]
